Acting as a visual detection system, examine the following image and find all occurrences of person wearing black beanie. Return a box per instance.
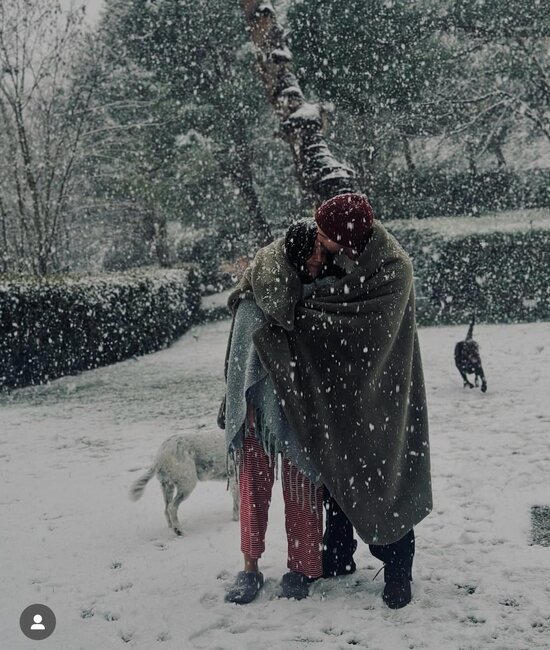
[221,218,339,605]
[286,220,357,579]
[284,218,343,283]
[284,219,318,282]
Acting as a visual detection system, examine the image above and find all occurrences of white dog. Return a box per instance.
[130,433,239,536]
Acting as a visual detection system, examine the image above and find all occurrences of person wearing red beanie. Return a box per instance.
[221,196,431,610]
[315,193,374,254]
[313,192,427,609]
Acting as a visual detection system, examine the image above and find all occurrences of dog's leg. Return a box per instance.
[167,487,189,536]
[477,365,487,393]
[160,478,175,528]
[165,453,198,536]
[459,369,474,388]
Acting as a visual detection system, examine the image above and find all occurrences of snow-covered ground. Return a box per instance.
[1,318,549,650]
[387,207,550,237]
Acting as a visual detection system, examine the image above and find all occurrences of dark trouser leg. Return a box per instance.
[369,529,415,609]
[369,528,415,578]
[322,487,357,578]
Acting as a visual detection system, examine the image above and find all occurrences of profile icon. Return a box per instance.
[20,604,56,640]
[31,614,46,630]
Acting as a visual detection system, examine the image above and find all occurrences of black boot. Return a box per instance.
[281,571,316,600]
[382,564,412,609]
[323,488,357,578]
[370,529,415,609]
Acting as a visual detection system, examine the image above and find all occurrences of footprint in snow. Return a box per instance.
[152,539,168,550]
[120,630,134,643]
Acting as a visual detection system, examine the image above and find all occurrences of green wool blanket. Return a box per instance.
[227,221,432,545]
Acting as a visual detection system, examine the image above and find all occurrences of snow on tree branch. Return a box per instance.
[240,0,356,203]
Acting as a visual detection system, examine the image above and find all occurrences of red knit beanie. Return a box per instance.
[314,193,374,248]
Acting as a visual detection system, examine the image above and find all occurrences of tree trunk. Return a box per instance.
[487,125,507,168]
[403,136,416,171]
[154,208,170,268]
[240,0,356,205]
[0,196,9,272]
[142,207,170,268]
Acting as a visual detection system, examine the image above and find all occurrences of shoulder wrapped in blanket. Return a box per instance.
[226,222,432,545]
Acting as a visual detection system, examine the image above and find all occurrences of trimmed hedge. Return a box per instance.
[372,169,550,220]
[388,216,550,325]
[0,268,201,390]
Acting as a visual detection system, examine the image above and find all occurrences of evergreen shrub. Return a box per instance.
[176,227,255,288]
[373,169,550,220]
[0,268,201,389]
[389,223,550,325]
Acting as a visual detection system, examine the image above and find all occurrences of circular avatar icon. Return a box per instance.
[20,604,56,640]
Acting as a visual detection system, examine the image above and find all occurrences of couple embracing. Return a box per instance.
[218,193,432,609]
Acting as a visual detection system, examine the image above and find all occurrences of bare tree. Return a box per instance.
[240,0,356,204]
[0,0,100,274]
[434,1,550,152]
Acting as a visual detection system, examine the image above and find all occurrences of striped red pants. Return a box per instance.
[239,430,323,579]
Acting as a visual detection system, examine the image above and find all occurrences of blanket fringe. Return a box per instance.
[226,411,320,514]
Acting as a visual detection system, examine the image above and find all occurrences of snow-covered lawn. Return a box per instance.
[387,207,550,237]
[1,319,549,650]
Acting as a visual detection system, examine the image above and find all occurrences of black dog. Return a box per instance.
[454,314,487,392]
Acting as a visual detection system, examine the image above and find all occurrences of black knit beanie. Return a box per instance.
[284,219,318,282]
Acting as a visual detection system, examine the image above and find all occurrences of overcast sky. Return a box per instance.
[61,0,104,25]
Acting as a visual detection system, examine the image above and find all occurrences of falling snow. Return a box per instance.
[1,318,550,649]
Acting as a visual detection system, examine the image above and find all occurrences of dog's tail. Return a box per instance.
[466,313,475,340]
[129,466,155,501]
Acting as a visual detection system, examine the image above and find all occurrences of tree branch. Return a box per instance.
[240,0,356,203]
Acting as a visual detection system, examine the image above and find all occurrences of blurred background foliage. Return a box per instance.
[0,0,548,281]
